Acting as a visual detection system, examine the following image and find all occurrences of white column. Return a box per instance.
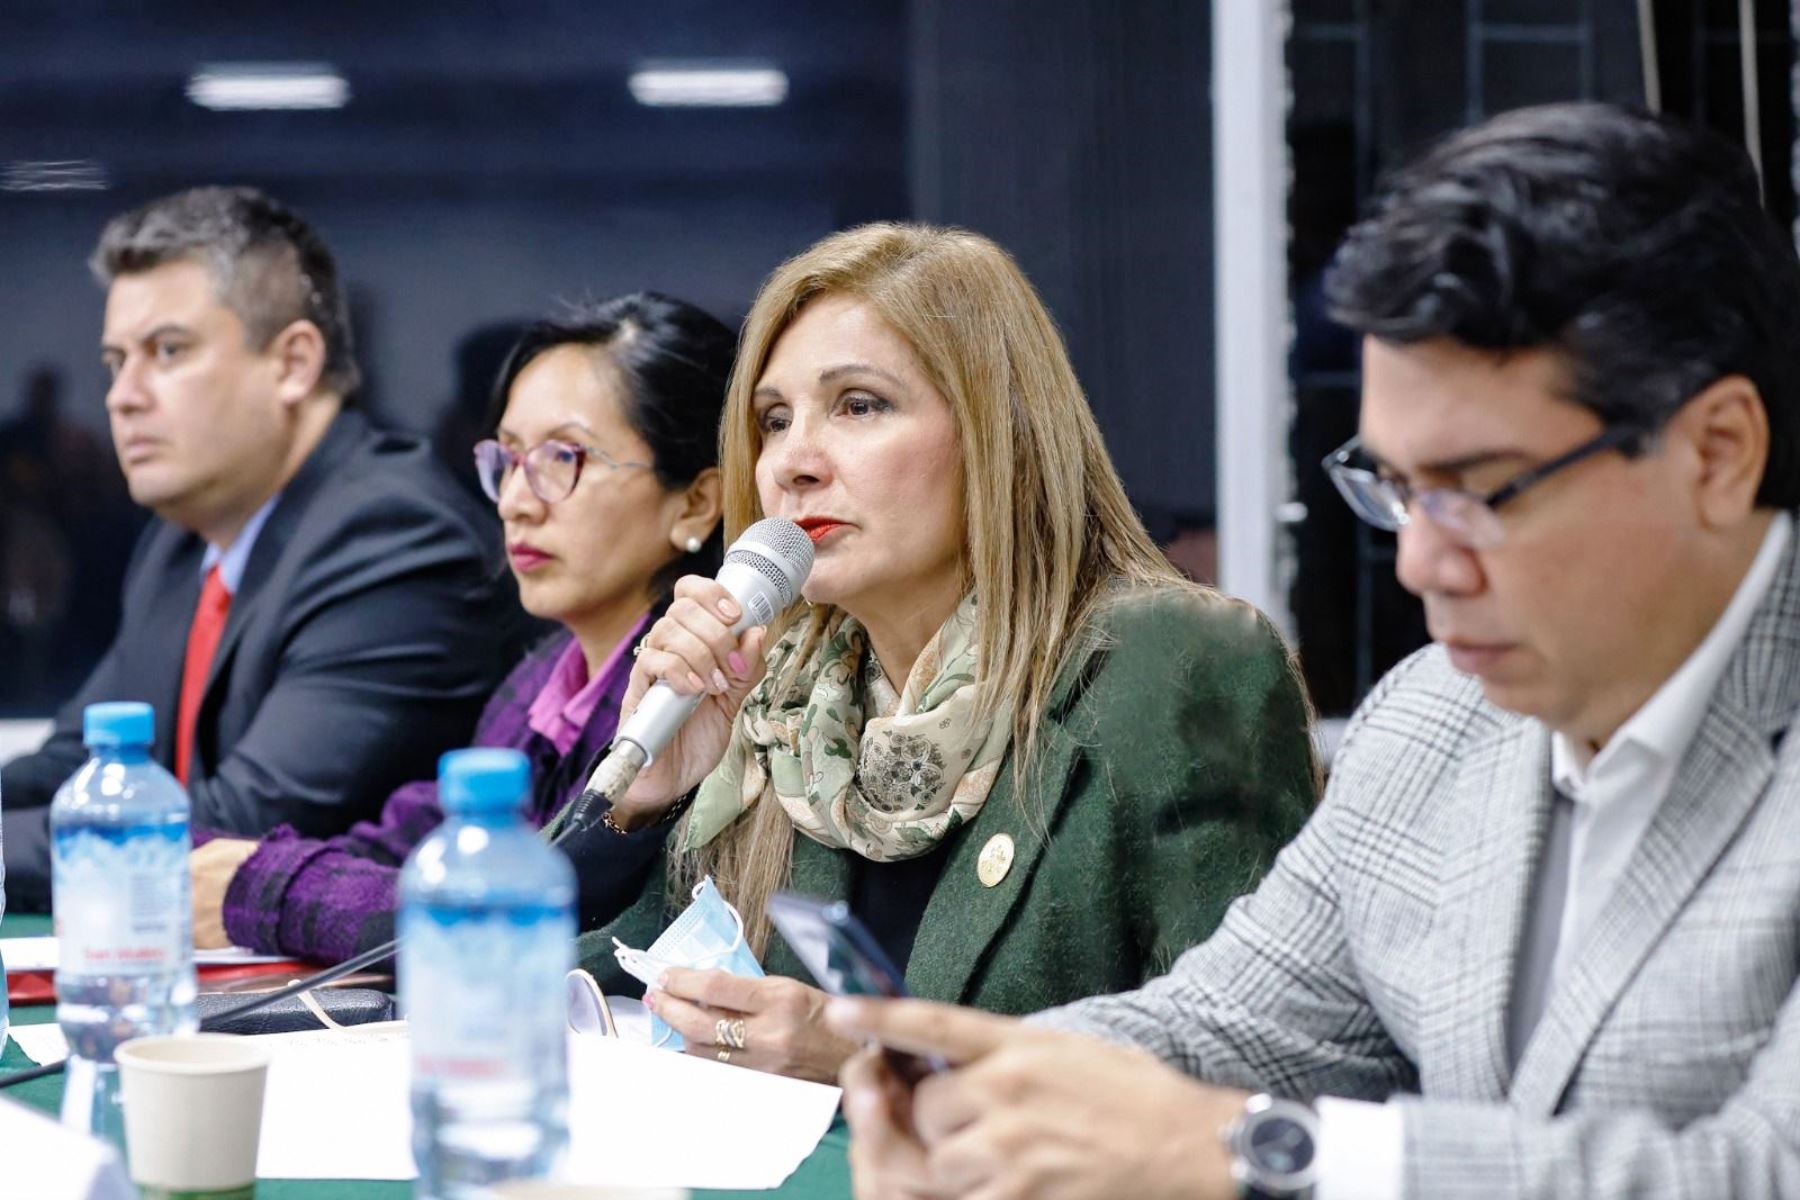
[1213,0,1294,633]
[1791,0,1800,252]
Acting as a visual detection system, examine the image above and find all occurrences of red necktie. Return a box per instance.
[175,565,232,786]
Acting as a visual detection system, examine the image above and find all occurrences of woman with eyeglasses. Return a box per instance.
[186,292,733,962]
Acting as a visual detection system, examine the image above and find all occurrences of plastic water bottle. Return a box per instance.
[401,748,575,1198]
[51,701,197,1147]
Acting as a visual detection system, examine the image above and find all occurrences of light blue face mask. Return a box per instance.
[611,876,764,1051]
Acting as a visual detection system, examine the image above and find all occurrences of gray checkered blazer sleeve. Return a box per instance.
[1037,530,1800,1198]
[1034,648,1436,1100]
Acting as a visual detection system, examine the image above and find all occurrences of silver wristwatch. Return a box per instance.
[1222,1093,1319,1200]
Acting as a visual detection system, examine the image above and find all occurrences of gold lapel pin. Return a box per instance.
[977,833,1015,887]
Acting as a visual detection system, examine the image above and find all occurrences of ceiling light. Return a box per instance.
[628,63,787,107]
[186,63,349,111]
[1,160,109,192]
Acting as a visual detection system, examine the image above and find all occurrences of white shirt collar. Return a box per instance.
[199,492,282,596]
[1553,510,1793,794]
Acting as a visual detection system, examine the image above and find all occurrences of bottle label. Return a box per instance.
[401,902,574,1086]
[52,821,191,977]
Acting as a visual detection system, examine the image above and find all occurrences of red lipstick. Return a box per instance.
[508,543,553,571]
[795,517,848,544]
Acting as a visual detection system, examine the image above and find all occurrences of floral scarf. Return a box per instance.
[684,594,1010,860]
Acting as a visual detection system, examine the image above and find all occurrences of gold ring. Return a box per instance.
[716,1047,733,1063]
[715,1016,748,1050]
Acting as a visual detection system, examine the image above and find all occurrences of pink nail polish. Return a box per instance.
[712,669,729,693]
[728,652,748,677]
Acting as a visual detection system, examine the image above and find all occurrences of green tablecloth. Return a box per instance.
[1,912,851,1198]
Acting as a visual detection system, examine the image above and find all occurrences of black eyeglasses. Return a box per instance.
[1322,424,1645,549]
[473,438,650,505]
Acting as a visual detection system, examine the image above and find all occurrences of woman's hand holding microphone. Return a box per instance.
[608,574,771,829]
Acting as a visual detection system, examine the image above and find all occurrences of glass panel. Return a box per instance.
[1289,38,1359,128]
[1289,383,1366,716]
[1483,0,1586,24]
[1289,38,1362,302]
[1482,42,1585,111]
[1294,0,1359,25]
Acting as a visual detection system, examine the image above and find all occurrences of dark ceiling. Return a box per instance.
[0,2,907,205]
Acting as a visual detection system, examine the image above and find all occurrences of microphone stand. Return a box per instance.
[0,740,654,1092]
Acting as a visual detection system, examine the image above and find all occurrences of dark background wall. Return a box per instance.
[909,0,1215,535]
[2,1,1793,719]
[0,1,912,712]
[0,2,911,434]
[0,0,1225,714]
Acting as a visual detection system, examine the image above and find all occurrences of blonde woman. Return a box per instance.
[575,224,1317,1083]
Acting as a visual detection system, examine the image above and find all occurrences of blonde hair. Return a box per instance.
[685,222,1212,953]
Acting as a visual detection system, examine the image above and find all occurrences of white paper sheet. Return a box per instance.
[604,995,655,1045]
[247,1025,841,1189]
[561,1035,842,1191]
[2,936,62,972]
[254,1023,416,1180]
[0,1096,135,1200]
[196,945,296,966]
[10,1022,70,1066]
[1,936,292,972]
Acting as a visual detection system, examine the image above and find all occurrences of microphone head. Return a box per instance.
[726,517,814,608]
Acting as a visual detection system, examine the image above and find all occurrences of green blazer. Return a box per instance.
[577,587,1317,1015]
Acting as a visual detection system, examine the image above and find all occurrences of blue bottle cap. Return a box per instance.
[82,701,155,749]
[438,748,530,814]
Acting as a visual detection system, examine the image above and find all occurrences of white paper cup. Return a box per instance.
[115,1033,272,1199]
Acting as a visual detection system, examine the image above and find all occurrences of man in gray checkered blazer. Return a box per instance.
[827,103,1800,1199]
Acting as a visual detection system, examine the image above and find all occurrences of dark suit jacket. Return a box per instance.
[2,409,517,910]
[577,588,1318,1015]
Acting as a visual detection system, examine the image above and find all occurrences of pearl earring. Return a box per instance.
[684,535,702,553]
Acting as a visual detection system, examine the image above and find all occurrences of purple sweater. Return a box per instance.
[221,630,630,963]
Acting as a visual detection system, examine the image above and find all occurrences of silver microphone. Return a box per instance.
[562,517,814,834]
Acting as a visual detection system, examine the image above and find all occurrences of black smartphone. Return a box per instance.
[766,890,947,1078]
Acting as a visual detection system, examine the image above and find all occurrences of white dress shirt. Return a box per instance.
[1314,510,1793,1200]
[199,492,281,596]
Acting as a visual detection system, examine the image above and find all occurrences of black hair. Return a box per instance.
[487,292,735,599]
[1325,101,1799,508]
[92,186,361,399]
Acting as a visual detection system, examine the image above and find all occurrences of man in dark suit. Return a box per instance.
[1,186,514,911]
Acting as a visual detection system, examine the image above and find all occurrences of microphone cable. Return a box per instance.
[0,787,613,1092]
[0,935,401,1090]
